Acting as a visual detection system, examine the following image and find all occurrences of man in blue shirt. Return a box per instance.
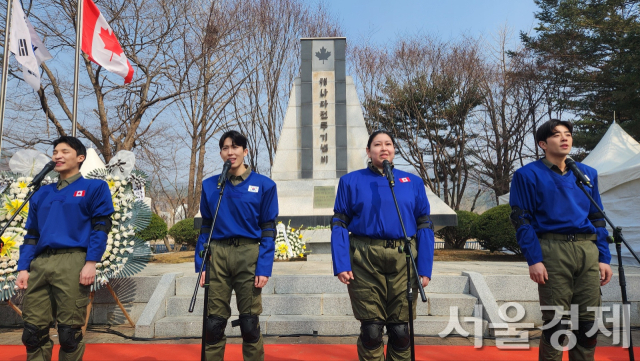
[195,130,278,361]
[509,119,612,361]
[15,136,114,361]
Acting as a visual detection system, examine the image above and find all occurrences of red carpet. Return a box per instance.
[1,344,637,361]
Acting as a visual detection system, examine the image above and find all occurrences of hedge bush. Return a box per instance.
[471,204,521,254]
[168,218,199,247]
[137,213,168,242]
[435,210,479,249]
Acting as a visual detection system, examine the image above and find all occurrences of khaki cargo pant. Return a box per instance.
[348,235,419,361]
[206,241,263,361]
[22,250,90,361]
[538,236,602,361]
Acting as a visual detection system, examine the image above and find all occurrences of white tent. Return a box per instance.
[581,122,640,174]
[80,148,106,176]
[587,125,640,266]
[499,123,640,266]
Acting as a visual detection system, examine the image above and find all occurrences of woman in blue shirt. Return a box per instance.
[331,130,435,361]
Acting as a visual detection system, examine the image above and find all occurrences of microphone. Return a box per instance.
[382,160,395,187]
[565,157,593,188]
[28,161,56,188]
[217,160,232,189]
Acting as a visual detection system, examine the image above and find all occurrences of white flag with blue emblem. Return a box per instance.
[9,0,50,91]
[26,17,52,66]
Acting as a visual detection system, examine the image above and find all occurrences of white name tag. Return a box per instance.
[248,185,259,193]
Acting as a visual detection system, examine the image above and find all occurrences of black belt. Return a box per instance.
[39,247,86,256]
[351,235,413,249]
[538,233,597,242]
[212,237,259,247]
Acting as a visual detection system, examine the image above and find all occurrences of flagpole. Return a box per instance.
[72,0,83,137]
[0,0,15,154]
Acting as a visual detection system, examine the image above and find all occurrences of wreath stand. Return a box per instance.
[81,283,136,334]
[7,299,21,316]
[6,283,135,335]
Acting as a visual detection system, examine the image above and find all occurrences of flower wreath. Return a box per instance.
[274,221,309,260]
[0,151,152,302]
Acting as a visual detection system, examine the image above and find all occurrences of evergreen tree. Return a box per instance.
[522,0,640,152]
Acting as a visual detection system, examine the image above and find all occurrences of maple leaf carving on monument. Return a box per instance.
[99,27,124,61]
[315,47,331,64]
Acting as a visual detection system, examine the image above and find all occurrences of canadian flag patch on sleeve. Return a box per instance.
[74,190,86,197]
[399,177,410,183]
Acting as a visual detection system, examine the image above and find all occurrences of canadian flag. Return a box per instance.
[81,0,134,83]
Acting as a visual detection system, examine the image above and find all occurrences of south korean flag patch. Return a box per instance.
[399,177,410,183]
[248,185,259,193]
[74,190,86,197]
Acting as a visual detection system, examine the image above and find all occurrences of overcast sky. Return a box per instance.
[325,0,539,44]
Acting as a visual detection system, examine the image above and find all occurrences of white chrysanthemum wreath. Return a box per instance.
[0,149,152,302]
[274,221,309,261]
[84,168,152,289]
[0,174,51,301]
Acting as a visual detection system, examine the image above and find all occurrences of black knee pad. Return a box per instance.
[360,321,385,350]
[205,315,227,345]
[58,324,83,353]
[387,323,410,351]
[22,323,50,352]
[575,320,598,349]
[239,314,261,344]
[542,320,570,346]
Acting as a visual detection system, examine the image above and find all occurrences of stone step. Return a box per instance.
[167,293,477,317]
[306,254,332,262]
[154,315,487,338]
[175,275,469,296]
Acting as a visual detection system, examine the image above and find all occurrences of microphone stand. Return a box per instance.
[385,174,427,361]
[0,183,42,239]
[575,180,638,361]
[188,178,227,361]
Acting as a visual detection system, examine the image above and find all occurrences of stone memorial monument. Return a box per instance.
[272,37,456,253]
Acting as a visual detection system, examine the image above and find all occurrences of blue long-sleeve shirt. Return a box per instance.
[18,176,115,271]
[195,172,279,276]
[509,159,611,266]
[331,166,436,278]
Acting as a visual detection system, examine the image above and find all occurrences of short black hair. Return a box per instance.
[367,130,396,149]
[535,119,573,146]
[52,136,87,166]
[219,130,247,150]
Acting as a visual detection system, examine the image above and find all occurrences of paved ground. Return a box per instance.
[137,259,640,277]
[2,260,638,347]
